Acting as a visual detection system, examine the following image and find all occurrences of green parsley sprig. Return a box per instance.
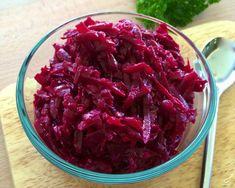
[137,0,221,27]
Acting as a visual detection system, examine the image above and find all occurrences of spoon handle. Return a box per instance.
[201,96,220,188]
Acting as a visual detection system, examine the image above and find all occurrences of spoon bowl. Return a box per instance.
[203,37,235,95]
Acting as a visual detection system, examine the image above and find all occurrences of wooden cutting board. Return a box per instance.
[0,21,235,188]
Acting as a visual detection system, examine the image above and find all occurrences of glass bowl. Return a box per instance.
[16,12,217,184]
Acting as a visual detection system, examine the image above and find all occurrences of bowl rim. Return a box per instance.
[16,11,218,184]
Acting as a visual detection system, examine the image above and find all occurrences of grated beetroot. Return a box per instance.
[34,17,206,174]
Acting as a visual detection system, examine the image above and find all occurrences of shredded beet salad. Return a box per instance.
[34,17,206,174]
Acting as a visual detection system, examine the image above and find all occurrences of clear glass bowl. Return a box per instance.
[16,12,217,184]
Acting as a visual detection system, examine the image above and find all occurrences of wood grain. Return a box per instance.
[0,21,235,188]
[0,123,14,188]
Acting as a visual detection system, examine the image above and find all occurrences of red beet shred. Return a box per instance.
[34,17,206,174]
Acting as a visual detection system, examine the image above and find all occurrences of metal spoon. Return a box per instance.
[200,37,235,188]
